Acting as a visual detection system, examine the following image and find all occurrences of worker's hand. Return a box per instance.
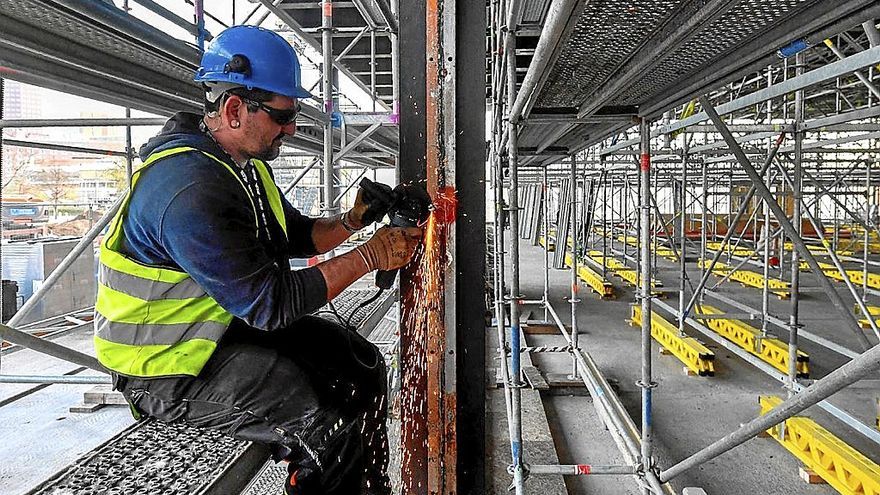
[347,182,394,230]
[356,226,423,271]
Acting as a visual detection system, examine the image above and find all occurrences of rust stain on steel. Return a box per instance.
[400,0,456,492]
[401,212,452,493]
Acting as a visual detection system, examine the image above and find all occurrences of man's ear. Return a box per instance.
[222,95,245,125]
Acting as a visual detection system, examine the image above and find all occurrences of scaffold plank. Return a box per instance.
[698,259,791,299]
[630,306,715,377]
[564,253,614,298]
[694,305,809,378]
[759,395,880,495]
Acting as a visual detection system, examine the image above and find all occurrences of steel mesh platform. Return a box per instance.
[534,0,864,111]
[611,0,812,107]
[26,420,253,495]
[535,0,684,109]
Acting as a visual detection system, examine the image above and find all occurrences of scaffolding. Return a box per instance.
[6,0,880,494]
[490,1,880,493]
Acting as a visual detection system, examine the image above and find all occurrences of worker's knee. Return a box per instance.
[280,407,365,491]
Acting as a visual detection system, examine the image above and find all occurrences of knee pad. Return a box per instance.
[287,411,365,493]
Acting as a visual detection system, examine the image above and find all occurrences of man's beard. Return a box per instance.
[252,135,284,161]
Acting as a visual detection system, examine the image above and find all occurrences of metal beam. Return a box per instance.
[508,0,581,123]
[601,44,880,155]
[333,122,382,162]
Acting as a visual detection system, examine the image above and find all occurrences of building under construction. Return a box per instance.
[2,1,880,494]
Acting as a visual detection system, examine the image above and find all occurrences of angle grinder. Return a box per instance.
[358,178,432,289]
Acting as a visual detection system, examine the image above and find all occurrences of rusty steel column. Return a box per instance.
[423,0,456,490]
[398,0,486,493]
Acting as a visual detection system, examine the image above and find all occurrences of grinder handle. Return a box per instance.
[375,269,398,290]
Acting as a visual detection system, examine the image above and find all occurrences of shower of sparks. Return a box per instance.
[397,187,456,492]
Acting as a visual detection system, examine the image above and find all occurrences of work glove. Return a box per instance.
[355,226,423,271]
[346,181,394,230]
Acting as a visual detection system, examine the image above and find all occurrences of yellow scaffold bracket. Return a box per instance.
[853,304,880,330]
[694,305,809,377]
[538,235,556,252]
[784,242,854,257]
[698,259,791,299]
[564,253,614,298]
[705,242,754,257]
[759,395,880,495]
[616,235,678,261]
[587,250,664,294]
[630,305,715,376]
[820,263,880,291]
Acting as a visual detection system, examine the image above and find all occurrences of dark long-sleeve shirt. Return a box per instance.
[120,112,327,331]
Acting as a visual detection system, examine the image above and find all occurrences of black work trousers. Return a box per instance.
[118,315,390,494]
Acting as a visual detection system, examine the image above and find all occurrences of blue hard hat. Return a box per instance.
[194,25,312,99]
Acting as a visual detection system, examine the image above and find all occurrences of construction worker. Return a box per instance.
[93,25,421,495]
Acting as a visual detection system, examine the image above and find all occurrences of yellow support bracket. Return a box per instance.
[783,242,854,257]
[698,259,791,299]
[759,395,880,495]
[587,250,664,292]
[705,242,754,257]
[694,305,809,377]
[538,235,555,252]
[630,305,715,376]
[564,253,614,298]
[853,304,880,330]
[617,235,678,261]
[820,263,880,291]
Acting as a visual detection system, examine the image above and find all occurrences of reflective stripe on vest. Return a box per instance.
[95,146,288,378]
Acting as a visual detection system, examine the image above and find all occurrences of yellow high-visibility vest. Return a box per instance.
[94,146,288,377]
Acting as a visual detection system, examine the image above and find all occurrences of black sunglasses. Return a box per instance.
[239,96,301,125]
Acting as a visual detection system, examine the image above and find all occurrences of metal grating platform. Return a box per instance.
[25,420,260,495]
[517,0,879,163]
[611,0,817,107]
[535,0,684,109]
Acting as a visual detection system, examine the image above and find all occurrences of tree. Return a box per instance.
[39,164,74,218]
[1,150,34,193]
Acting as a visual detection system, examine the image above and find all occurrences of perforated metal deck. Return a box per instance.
[26,420,259,495]
[517,0,878,161]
